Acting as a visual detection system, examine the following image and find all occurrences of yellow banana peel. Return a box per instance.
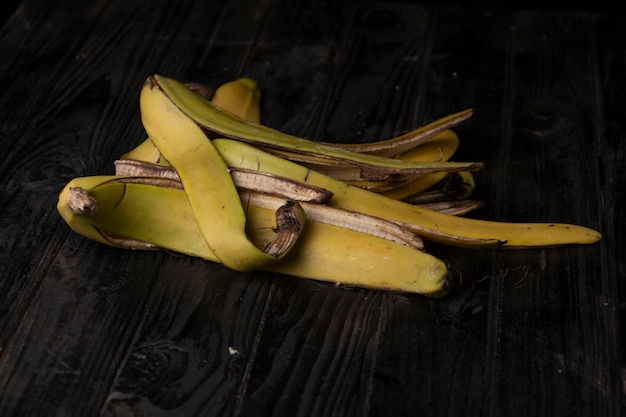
[140,77,299,271]
[56,74,602,297]
[58,176,449,296]
[212,138,601,248]
[319,109,472,157]
[151,74,482,181]
[210,77,261,123]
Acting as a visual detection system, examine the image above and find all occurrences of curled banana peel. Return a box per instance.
[366,129,461,196]
[57,176,448,295]
[56,74,602,296]
[141,78,309,271]
[320,109,472,158]
[152,74,483,182]
[212,138,601,248]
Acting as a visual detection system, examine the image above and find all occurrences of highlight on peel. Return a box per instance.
[210,77,261,123]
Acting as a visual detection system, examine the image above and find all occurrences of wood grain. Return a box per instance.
[0,1,622,417]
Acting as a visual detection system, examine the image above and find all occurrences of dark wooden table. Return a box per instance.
[0,1,623,416]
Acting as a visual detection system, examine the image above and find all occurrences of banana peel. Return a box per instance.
[58,176,449,296]
[210,77,261,123]
[150,75,482,181]
[212,138,601,248]
[56,74,602,297]
[320,109,471,158]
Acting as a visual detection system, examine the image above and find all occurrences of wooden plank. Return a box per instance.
[0,1,620,416]
[237,280,386,417]
[232,3,436,416]
[0,0,208,338]
[0,0,257,415]
[0,0,112,337]
[484,11,612,417]
[0,245,165,416]
[244,0,357,138]
[101,256,275,417]
[593,12,626,416]
[368,7,513,416]
[310,2,432,144]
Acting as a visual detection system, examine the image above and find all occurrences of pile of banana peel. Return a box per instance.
[57,75,602,297]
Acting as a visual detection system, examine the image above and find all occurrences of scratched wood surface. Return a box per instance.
[0,1,623,416]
